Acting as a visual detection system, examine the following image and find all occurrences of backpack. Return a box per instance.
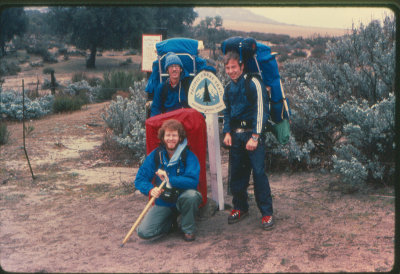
[221,37,290,124]
[145,38,216,97]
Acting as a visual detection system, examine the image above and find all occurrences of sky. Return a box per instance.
[245,7,393,29]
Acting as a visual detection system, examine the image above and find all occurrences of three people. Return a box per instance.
[222,50,274,230]
[134,119,202,242]
[134,42,274,243]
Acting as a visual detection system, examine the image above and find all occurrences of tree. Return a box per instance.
[47,7,155,68]
[47,7,198,68]
[0,7,28,56]
[196,16,223,59]
[152,7,197,36]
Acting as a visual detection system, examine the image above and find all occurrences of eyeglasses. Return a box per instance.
[168,64,181,69]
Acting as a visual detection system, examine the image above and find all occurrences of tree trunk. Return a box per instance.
[0,43,5,57]
[86,46,97,68]
[50,71,56,95]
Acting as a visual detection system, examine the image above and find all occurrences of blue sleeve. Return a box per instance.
[249,77,267,134]
[169,151,200,190]
[134,150,157,196]
[150,83,164,117]
[222,85,231,134]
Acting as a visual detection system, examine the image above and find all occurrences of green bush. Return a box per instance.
[0,122,10,146]
[53,95,84,113]
[102,80,147,163]
[332,93,395,189]
[291,50,307,58]
[71,72,101,87]
[43,67,55,74]
[97,70,144,101]
[0,60,21,77]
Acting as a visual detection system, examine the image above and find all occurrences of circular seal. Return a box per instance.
[188,70,226,114]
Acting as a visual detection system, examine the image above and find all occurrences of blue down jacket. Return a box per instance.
[134,139,200,207]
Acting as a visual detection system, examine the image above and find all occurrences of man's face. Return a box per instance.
[225,59,244,83]
[167,64,182,83]
[163,129,180,152]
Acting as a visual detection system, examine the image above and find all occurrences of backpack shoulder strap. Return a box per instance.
[160,81,169,113]
[181,77,193,108]
[180,146,189,166]
[154,146,163,170]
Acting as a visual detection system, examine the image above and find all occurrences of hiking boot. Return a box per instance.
[262,215,274,230]
[183,233,196,242]
[228,209,248,224]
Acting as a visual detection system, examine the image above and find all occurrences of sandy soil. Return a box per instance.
[0,101,395,273]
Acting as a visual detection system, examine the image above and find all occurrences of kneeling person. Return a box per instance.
[134,119,202,242]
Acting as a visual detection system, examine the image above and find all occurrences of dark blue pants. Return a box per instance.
[230,131,273,216]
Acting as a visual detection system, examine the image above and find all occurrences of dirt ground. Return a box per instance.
[0,102,395,273]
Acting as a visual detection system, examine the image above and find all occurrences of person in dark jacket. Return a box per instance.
[135,119,202,241]
[150,52,190,117]
[222,50,274,230]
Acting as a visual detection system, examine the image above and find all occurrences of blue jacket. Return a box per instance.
[134,140,200,207]
[223,74,269,135]
[150,79,189,117]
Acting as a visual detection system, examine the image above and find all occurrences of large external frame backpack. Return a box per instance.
[145,38,216,99]
[221,36,291,144]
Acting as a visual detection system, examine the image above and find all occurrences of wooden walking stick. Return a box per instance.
[121,178,168,247]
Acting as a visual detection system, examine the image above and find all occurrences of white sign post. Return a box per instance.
[142,34,162,72]
[188,70,225,210]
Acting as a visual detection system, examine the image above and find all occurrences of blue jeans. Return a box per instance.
[137,189,202,239]
[230,131,273,216]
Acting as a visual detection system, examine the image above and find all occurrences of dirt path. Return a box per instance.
[0,102,395,273]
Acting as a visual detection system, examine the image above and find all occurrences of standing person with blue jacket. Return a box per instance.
[150,52,190,117]
[222,50,274,230]
[135,119,202,241]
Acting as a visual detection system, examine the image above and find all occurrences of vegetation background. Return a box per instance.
[0,5,397,273]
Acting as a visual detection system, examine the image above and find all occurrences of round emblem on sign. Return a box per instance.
[188,70,225,114]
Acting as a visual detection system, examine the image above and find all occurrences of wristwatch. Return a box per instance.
[251,135,259,141]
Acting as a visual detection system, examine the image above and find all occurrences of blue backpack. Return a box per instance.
[145,38,216,97]
[221,37,290,124]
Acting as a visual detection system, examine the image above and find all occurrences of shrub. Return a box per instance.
[264,133,318,172]
[119,58,132,66]
[71,72,101,87]
[26,40,58,63]
[0,60,21,77]
[276,15,395,182]
[291,50,307,58]
[97,70,143,101]
[102,80,147,163]
[63,80,101,103]
[43,67,55,74]
[332,93,395,188]
[0,90,54,120]
[0,122,10,146]
[41,78,60,90]
[52,95,85,113]
[310,45,326,59]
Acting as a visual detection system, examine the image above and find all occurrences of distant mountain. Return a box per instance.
[195,7,288,26]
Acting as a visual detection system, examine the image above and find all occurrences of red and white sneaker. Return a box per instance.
[228,209,249,224]
[262,215,274,230]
